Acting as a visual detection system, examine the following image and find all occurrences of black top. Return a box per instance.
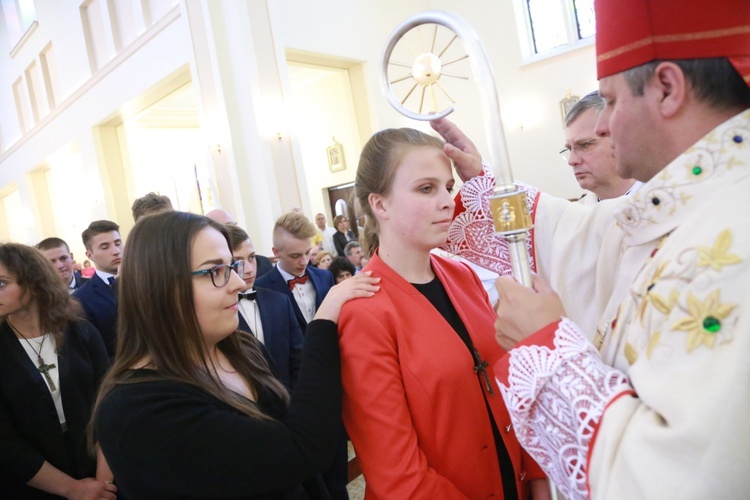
[412,277,519,500]
[72,273,118,358]
[255,255,274,279]
[95,320,341,499]
[0,320,110,498]
[332,232,348,258]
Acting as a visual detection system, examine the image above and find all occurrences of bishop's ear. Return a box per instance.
[651,61,687,119]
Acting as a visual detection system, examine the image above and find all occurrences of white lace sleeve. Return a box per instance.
[443,166,539,275]
[497,318,633,500]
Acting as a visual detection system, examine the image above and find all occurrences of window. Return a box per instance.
[2,0,37,51]
[514,0,596,61]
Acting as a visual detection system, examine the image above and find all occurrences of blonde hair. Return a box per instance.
[355,128,444,256]
[272,212,317,247]
[314,251,333,266]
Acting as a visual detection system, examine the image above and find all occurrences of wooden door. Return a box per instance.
[327,182,361,239]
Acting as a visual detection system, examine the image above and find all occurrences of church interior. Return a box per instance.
[0,0,598,257]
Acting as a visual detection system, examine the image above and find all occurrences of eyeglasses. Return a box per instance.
[191,260,245,288]
[559,138,599,161]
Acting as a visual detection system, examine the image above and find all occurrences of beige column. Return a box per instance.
[181,0,300,254]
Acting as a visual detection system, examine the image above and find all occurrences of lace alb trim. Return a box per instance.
[444,166,538,275]
[499,318,632,499]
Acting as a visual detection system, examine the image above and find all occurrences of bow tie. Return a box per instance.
[238,290,257,301]
[287,275,308,291]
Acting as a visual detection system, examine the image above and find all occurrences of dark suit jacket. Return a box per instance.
[73,273,117,358]
[255,266,334,331]
[255,255,273,279]
[332,231,348,257]
[238,287,304,389]
[0,320,110,498]
[71,272,89,291]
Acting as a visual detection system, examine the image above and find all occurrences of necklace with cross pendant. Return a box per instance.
[9,323,58,392]
[36,356,58,392]
[471,348,494,395]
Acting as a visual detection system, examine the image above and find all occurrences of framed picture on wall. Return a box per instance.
[327,137,346,172]
[560,93,580,123]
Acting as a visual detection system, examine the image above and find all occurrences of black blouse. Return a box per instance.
[95,320,341,499]
[412,277,519,500]
[332,232,349,258]
[0,320,110,498]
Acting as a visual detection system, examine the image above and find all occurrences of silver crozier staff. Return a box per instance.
[381,10,533,287]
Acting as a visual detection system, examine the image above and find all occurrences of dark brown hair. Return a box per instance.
[36,237,71,253]
[623,58,750,111]
[332,215,347,232]
[224,224,250,251]
[0,243,83,346]
[81,220,120,251]
[355,128,444,256]
[131,192,174,222]
[91,211,288,441]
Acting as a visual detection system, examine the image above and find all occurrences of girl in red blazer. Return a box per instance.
[338,128,549,499]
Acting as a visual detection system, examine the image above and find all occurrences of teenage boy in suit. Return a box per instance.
[256,212,334,332]
[36,237,89,293]
[226,225,303,390]
[255,212,346,499]
[73,220,123,359]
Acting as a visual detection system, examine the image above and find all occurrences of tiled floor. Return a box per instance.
[346,441,365,499]
[346,474,365,500]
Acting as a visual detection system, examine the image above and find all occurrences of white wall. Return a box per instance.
[270,0,598,199]
[287,63,363,222]
[0,1,190,244]
[0,0,600,248]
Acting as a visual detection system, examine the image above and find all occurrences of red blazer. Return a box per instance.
[339,253,544,499]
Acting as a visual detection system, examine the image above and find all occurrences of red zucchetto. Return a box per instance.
[594,0,750,84]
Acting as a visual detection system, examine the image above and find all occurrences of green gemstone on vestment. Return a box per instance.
[692,166,702,175]
[703,316,721,333]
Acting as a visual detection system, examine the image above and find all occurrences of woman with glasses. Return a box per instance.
[0,243,115,499]
[92,211,379,498]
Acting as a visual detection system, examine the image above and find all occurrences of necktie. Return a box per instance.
[107,276,116,286]
[238,290,257,301]
[288,275,308,291]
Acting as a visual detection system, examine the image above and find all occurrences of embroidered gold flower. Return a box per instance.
[651,289,679,315]
[637,261,678,325]
[624,343,638,365]
[673,290,736,352]
[646,331,661,359]
[726,155,743,169]
[696,230,741,271]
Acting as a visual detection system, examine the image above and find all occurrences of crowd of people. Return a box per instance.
[1,0,748,498]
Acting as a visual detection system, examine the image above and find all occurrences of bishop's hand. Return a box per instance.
[494,274,566,351]
[430,117,484,182]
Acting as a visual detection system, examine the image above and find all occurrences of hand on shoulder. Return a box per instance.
[314,272,380,323]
